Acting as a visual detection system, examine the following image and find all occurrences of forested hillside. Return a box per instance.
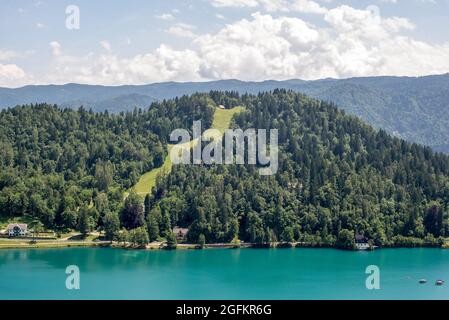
[2,74,449,152]
[148,91,449,248]
[2,91,449,249]
[0,94,214,229]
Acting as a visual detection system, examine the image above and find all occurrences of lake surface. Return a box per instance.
[1,247,449,300]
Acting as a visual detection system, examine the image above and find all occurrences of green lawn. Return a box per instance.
[211,106,245,134]
[131,145,174,196]
[129,106,245,197]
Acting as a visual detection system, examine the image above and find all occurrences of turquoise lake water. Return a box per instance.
[1,247,449,300]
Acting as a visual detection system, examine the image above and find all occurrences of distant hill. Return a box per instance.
[59,93,155,114]
[0,84,156,113]
[1,74,449,152]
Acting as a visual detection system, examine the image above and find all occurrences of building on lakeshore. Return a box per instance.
[173,227,189,241]
[355,234,370,250]
[7,224,28,237]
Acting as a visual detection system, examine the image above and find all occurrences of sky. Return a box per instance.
[0,0,448,87]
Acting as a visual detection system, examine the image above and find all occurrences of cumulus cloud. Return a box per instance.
[290,0,328,14]
[4,4,449,86]
[187,8,430,80]
[100,40,112,51]
[49,41,62,57]
[128,45,202,82]
[165,23,197,38]
[0,50,29,87]
[0,63,27,87]
[40,43,201,85]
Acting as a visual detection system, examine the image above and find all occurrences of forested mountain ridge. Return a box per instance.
[1,90,449,249]
[2,74,449,152]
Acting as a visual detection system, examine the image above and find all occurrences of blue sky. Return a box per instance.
[0,0,448,87]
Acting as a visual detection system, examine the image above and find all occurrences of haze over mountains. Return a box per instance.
[1,73,449,152]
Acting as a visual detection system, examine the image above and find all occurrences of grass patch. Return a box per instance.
[129,106,245,197]
[211,106,245,134]
[131,145,174,196]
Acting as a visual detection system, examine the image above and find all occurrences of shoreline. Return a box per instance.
[0,237,111,249]
[0,238,446,251]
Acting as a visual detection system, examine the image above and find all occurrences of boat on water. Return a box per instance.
[435,280,445,286]
[419,279,427,284]
[355,243,370,250]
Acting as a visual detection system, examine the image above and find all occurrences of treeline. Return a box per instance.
[0,94,214,230]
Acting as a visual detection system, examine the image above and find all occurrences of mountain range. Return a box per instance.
[1,73,449,152]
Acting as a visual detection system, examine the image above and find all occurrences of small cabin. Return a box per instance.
[7,224,28,237]
[173,227,189,241]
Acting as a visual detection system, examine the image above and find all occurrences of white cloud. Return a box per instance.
[0,63,28,87]
[128,45,202,82]
[192,7,446,80]
[165,23,197,38]
[0,50,18,61]
[155,13,175,21]
[0,64,26,79]
[291,0,328,14]
[39,44,201,85]
[5,4,449,86]
[100,40,112,51]
[49,41,61,57]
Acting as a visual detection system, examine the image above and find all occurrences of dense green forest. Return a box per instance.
[3,74,449,153]
[148,90,449,249]
[0,94,213,230]
[2,90,449,249]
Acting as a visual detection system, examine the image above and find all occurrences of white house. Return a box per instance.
[7,224,28,237]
